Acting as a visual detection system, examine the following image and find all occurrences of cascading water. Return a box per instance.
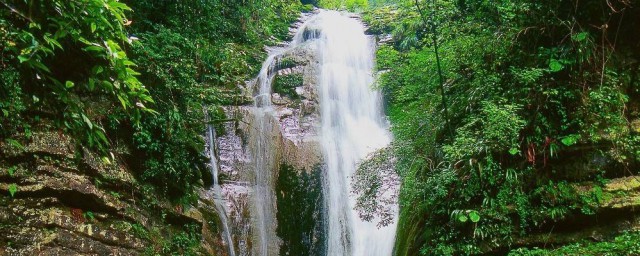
[314,11,398,256]
[206,123,236,256]
[250,23,312,255]
[247,10,397,256]
[252,51,279,256]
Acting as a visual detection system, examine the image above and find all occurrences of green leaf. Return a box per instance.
[123,60,136,67]
[84,211,95,220]
[572,32,588,42]
[7,166,16,176]
[458,215,468,223]
[549,59,564,72]
[65,81,75,88]
[469,211,481,223]
[508,148,519,155]
[95,130,109,145]
[8,184,18,197]
[43,34,63,49]
[561,134,580,146]
[81,113,93,130]
[83,46,104,53]
[18,55,29,63]
[117,94,128,109]
[27,60,51,73]
[91,23,97,33]
[92,66,104,75]
[7,139,25,151]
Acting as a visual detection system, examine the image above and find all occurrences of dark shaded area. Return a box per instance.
[276,164,326,256]
[300,0,319,5]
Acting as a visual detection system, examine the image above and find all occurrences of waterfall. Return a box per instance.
[248,10,397,256]
[252,50,279,256]
[314,11,398,256]
[251,21,312,255]
[206,123,236,256]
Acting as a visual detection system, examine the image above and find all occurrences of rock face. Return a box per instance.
[0,130,210,255]
[211,14,326,256]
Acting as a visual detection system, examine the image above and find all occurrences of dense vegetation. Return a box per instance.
[1,0,304,204]
[3,0,639,254]
[122,0,304,202]
[360,0,639,254]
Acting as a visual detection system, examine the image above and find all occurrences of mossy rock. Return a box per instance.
[276,164,325,256]
[277,57,300,70]
[509,231,640,255]
[273,73,303,100]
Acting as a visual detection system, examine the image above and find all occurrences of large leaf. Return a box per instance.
[469,211,481,223]
[561,134,580,146]
[549,59,564,72]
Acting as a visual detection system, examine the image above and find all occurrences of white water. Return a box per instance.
[250,20,312,255]
[206,124,236,256]
[314,11,398,256]
[251,60,278,256]
[249,10,397,256]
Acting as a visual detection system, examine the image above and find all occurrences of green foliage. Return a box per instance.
[160,224,201,256]
[118,0,304,200]
[318,0,368,11]
[375,45,401,71]
[7,183,17,197]
[451,209,480,223]
[443,102,525,159]
[1,0,303,206]
[301,4,316,12]
[83,211,95,221]
[369,0,640,254]
[1,0,153,155]
[509,232,640,256]
[352,146,398,227]
[6,166,16,177]
[131,223,149,240]
[278,57,300,70]
[273,74,303,99]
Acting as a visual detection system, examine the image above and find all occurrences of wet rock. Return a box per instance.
[272,93,293,105]
[212,15,324,253]
[0,130,205,255]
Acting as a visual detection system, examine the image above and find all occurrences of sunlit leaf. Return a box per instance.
[561,134,580,146]
[8,184,18,197]
[469,211,480,223]
[549,59,564,72]
[81,113,93,129]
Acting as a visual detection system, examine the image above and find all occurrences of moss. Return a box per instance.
[508,232,640,255]
[273,73,303,99]
[277,57,300,70]
[276,164,325,256]
[394,206,427,256]
[605,176,640,192]
[301,4,315,12]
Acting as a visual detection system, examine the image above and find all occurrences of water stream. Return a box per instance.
[250,22,312,255]
[206,123,236,256]
[313,11,398,256]
[246,10,397,256]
